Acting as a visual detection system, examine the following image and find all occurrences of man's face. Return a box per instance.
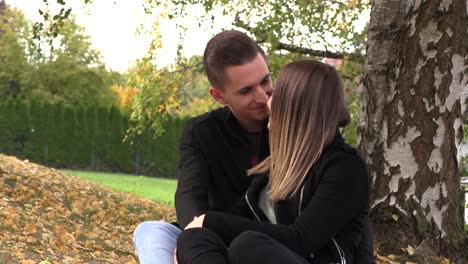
[214,53,272,127]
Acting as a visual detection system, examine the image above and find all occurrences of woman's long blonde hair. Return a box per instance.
[249,60,350,201]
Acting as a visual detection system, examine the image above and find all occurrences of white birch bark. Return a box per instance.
[359,0,468,259]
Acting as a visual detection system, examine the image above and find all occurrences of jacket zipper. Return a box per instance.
[245,192,261,221]
[332,238,346,264]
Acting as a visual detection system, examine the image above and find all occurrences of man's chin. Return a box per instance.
[252,110,269,121]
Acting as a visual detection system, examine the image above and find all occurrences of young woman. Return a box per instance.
[176,60,373,264]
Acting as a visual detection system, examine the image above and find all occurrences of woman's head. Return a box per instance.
[251,60,350,201]
[269,60,349,139]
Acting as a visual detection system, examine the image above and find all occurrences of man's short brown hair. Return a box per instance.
[203,30,266,90]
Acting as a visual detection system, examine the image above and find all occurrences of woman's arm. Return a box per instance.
[202,154,369,257]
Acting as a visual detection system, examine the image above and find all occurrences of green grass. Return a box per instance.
[62,170,177,205]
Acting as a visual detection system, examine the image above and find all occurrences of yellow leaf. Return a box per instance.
[19,260,35,264]
[105,239,115,248]
[406,245,415,256]
[47,211,56,219]
[392,214,399,221]
[376,254,397,263]
[24,222,37,235]
[16,251,25,259]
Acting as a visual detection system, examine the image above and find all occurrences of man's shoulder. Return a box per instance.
[184,107,228,130]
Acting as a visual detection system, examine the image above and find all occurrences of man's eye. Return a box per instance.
[239,88,250,94]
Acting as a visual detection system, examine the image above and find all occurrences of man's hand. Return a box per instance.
[184,214,206,230]
[173,248,178,264]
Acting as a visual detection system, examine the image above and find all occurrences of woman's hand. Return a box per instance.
[184,214,206,230]
[173,248,178,264]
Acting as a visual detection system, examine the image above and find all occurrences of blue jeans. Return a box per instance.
[133,221,182,264]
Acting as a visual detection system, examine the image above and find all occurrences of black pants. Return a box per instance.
[177,228,310,264]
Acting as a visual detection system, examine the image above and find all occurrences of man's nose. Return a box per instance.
[254,86,269,104]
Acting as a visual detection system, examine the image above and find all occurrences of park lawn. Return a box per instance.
[62,170,177,206]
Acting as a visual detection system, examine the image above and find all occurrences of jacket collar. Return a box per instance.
[216,106,269,143]
[219,106,268,131]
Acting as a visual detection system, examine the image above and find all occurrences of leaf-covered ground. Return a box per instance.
[0,153,456,264]
[0,154,176,264]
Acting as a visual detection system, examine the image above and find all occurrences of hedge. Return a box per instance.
[0,99,186,178]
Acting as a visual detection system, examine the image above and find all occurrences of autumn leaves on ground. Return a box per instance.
[0,154,176,264]
[0,154,448,264]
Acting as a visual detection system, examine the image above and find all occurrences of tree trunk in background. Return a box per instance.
[359,0,468,261]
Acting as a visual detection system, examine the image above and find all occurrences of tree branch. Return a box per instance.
[274,42,362,61]
[233,14,364,62]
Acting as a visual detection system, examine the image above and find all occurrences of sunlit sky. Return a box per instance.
[8,1,371,73]
[8,0,232,72]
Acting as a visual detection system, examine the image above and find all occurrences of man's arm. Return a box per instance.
[175,120,211,229]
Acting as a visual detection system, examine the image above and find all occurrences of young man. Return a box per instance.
[133,30,273,264]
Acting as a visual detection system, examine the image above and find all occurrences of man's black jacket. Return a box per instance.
[174,106,270,229]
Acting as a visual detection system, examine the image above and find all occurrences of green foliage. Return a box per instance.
[0,8,30,99]
[163,0,370,57]
[30,0,368,146]
[175,56,219,117]
[339,59,365,147]
[266,52,310,80]
[24,100,48,163]
[460,125,468,176]
[176,97,219,118]
[0,99,29,156]
[74,105,92,165]
[108,105,133,171]
[464,125,468,141]
[125,0,369,138]
[0,100,187,177]
[125,54,193,139]
[0,5,119,108]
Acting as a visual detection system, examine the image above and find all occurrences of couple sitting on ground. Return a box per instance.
[133,30,375,264]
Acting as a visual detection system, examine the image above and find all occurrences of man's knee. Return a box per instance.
[133,221,180,244]
[133,221,180,264]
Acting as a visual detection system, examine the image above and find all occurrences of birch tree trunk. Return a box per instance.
[359,0,468,261]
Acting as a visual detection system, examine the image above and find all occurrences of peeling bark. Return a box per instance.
[359,0,468,261]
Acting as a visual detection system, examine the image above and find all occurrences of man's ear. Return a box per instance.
[209,87,226,105]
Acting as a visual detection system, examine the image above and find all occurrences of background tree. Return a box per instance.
[0,3,120,108]
[359,0,467,262]
[0,6,30,99]
[163,0,369,59]
[112,85,138,113]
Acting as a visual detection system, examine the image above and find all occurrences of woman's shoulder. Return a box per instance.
[313,141,369,185]
[319,140,365,168]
